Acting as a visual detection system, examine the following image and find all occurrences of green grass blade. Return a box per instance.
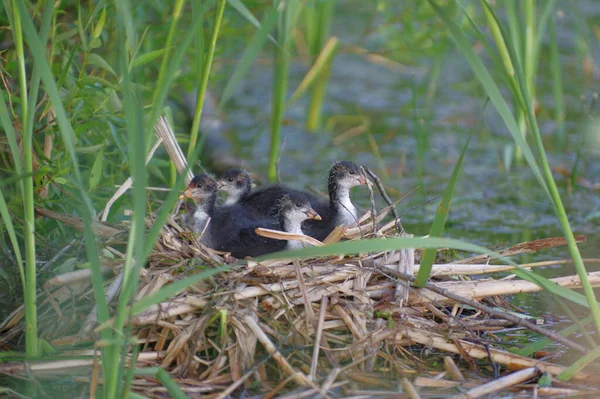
[557,345,600,381]
[15,0,113,384]
[548,15,565,146]
[10,0,37,359]
[149,0,185,128]
[134,368,188,399]
[188,0,227,161]
[516,315,593,356]
[147,4,209,138]
[428,0,548,194]
[288,36,339,107]
[268,0,301,182]
[109,1,145,396]
[129,49,167,70]
[25,0,53,137]
[505,0,522,60]
[480,0,600,337]
[219,4,279,108]
[0,189,24,288]
[414,137,470,287]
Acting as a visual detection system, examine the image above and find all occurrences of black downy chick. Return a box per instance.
[301,161,367,241]
[223,161,367,241]
[211,192,321,258]
[217,168,253,206]
[178,173,218,247]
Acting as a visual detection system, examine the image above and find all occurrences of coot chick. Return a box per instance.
[238,161,367,241]
[212,192,321,258]
[179,173,218,246]
[217,168,253,206]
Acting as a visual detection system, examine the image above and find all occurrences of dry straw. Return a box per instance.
[2,118,598,397]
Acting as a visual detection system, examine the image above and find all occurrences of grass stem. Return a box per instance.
[188,0,227,162]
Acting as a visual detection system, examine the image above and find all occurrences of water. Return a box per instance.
[211,1,600,325]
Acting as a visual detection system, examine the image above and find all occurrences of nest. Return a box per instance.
[3,206,598,398]
[2,118,599,397]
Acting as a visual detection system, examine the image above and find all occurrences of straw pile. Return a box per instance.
[3,206,599,398]
[2,118,599,397]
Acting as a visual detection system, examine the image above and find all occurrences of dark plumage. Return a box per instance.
[180,176,321,258]
[220,161,367,241]
[211,192,320,258]
[179,174,218,244]
[217,168,253,206]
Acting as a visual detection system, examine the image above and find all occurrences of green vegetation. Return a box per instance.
[1,0,599,396]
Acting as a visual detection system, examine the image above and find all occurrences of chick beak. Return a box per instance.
[306,208,322,221]
[179,185,194,200]
[216,180,226,189]
[358,174,367,185]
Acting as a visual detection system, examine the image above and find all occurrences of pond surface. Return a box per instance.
[209,1,600,327]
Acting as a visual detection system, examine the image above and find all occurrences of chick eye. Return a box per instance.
[348,170,356,175]
[228,177,234,182]
[295,202,302,207]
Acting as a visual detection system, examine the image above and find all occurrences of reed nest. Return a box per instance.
[2,207,599,398]
[2,120,599,397]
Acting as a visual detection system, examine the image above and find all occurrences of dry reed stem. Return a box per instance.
[309,295,328,380]
[154,116,194,183]
[255,228,325,247]
[399,327,571,376]
[406,271,600,306]
[373,264,588,352]
[401,377,421,399]
[454,235,587,264]
[100,136,163,221]
[451,367,540,399]
[363,166,404,233]
[242,315,317,390]
[34,207,124,238]
[444,356,465,382]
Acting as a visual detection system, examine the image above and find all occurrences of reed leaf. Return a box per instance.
[477,0,600,335]
[433,0,600,338]
[557,345,600,381]
[427,0,548,196]
[263,235,594,309]
[219,4,279,108]
[414,137,469,287]
[268,0,301,182]
[188,0,226,160]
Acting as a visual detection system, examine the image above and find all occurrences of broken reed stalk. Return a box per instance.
[454,235,587,264]
[310,295,329,381]
[360,166,378,236]
[100,136,164,222]
[369,263,588,353]
[155,116,194,184]
[452,367,540,399]
[363,166,404,233]
[242,315,320,391]
[255,228,325,247]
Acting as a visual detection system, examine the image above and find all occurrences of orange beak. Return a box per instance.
[179,184,194,200]
[306,208,322,221]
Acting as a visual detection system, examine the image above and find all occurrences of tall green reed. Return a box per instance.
[495,0,555,166]
[430,0,600,336]
[302,0,336,131]
[1,0,54,359]
[268,0,301,182]
[1,1,227,396]
[187,0,227,162]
